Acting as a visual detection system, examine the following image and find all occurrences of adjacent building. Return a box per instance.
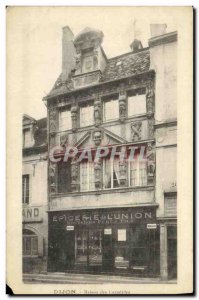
[42,24,177,280]
[22,115,48,273]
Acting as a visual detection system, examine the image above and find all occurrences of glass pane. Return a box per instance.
[130,161,138,186]
[23,129,32,147]
[80,162,88,191]
[128,94,146,116]
[104,99,119,121]
[25,237,31,255]
[80,105,94,127]
[31,237,38,255]
[139,161,147,186]
[113,159,120,188]
[59,110,71,131]
[89,230,102,266]
[88,161,95,191]
[75,231,88,265]
[103,159,111,188]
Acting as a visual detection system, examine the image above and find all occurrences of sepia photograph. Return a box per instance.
[6,6,193,295]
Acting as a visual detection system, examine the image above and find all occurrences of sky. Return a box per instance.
[7,7,178,120]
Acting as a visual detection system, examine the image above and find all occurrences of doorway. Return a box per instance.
[167,225,177,279]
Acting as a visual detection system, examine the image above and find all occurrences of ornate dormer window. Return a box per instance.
[73,27,107,88]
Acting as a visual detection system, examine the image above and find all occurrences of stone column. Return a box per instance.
[160,223,168,280]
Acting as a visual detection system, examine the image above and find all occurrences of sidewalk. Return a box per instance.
[23,273,177,284]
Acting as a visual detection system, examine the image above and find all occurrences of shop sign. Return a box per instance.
[118,229,126,241]
[66,226,74,231]
[104,228,112,235]
[51,207,156,226]
[22,206,43,223]
[147,223,157,229]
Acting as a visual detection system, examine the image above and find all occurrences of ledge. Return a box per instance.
[148,31,177,47]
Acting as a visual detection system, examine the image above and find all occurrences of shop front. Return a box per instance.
[48,206,160,277]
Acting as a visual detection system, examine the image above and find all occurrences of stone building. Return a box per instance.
[22,115,48,273]
[43,25,177,279]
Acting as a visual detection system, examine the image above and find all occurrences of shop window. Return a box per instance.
[23,129,32,148]
[103,158,120,189]
[128,89,146,117]
[59,108,71,131]
[129,160,147,187]
[115,228,129,269]
[80,161,95,191]
[103,96,119,122]
[57,160,71,193]
[22,175,30,205]
[22,229,38,256]
[80,102,94,127]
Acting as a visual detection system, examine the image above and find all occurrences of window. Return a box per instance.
[80,103,94,127]
[82,49,94,73]
[57,160,71,193]
[22,229,38,256]
[22,175,30,204]
[59,108,71,131]
[103,97,119,122]
[165,194,177,217]
[129,160,147,187]
[80,161,95,191]
[128,89,146,116]
[103,158,120,189]
[23,129,32,148]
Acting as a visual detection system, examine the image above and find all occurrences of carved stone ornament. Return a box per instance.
[92,129,103,146]
[119,160,127,186]
[60,133,68,148]
[148,118,154,139]
[94,97,102,126]
[71,159,79,192]
[146,80,155,117]
[49,163,56,194]
[49,108,57,134]
[119,90,127,122]
[146,142,155,183]
[131,121,142,141]
[75,51,82,74]
[71,103,78,132]
[94,158,102,189]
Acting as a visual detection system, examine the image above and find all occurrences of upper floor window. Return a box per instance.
[80,161,95,191]
[128,89,146,117]
[23,129,32,148]
[59,108,71,131]
[82,49,94,73]
[103,95,119,122]
[80,102,94,127]
[22,175,30,205]
[103,158,120,189]
[129,160,147,187]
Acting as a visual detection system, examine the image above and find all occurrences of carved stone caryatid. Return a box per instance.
[49,107,57,134]
[49,163,56,194]
[119,159,127,187]
[148,118,154,139]
[94,158,102,189]
[146,80,155,118]
[92,129,103,146]
[131,121,142,141]
[71,159,79,192]
[94,96,102,126]
[146,142,155,183]
[60,132,68,148]
[119,90,127,122]
[71,102,78,132]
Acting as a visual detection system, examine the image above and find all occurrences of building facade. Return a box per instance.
[22,115,48,273]
[43,25,177,279]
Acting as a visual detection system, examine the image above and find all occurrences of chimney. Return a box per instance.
[130,39,143,53]
[62,26,76,82]
[150,24,167,38]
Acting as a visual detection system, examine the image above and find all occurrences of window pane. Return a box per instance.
[59,109,71,131]
[130,161,138,186]
[139,161,147,186]
[22,175,29,204]
[104,99,119,122]
[80,104,94,127]
[80,162,88,191]
[103,159,111,188]
[88,161,95,191]
[23,129,32,147]
[113,159,120,188]
[128,93,146,116]
[31,237,38,255]
[25,237,31,255]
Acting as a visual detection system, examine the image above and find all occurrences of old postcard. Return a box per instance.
[6,6,193,295]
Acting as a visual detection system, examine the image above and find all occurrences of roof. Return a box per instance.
[46,48,150,99]
[23,117,47,154]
